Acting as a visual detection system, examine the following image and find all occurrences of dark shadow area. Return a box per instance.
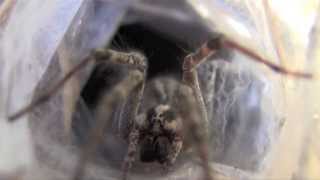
[81,23,190,108]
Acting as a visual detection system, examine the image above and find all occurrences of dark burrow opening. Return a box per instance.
[81,23,191,108]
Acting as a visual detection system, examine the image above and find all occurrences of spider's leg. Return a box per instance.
[94,48,147,71]
[182,38,221,132]
[120,86,145,180]
[73,50,147,180]
[177,85,213,180]
[72,69,144,180]
[95,49,147,137]
[122,126,140,180]
[119,77,145,139]
[120,83,145,180]
[96,49,148,180]
[221,38,313,78]
[8,48,147,122]
[8,55,95,122]
[181,39,224,180]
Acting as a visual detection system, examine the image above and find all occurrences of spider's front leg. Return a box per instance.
[72,49,147,180]
[177,84,212,180]
[7,48,147,122]
[122,126,140,180]
[182,37,222,129]
[95,49,148,180]
[181,37,222,180]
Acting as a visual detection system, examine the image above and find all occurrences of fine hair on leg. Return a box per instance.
[72,69,144,180]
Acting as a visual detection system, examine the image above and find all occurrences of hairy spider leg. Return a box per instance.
[72,49,147,180]
[8,48,147,122]
[96,50,148,180]
[121,81,145,180]
[176,85,213,180]
[72,69,144,180]
[181,38,223,180]
[122,125,140,180]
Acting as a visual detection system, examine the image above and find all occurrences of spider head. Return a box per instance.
[146,104,180,134]
[140,104,182,163]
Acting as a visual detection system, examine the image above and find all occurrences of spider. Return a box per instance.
[8,35,312,180]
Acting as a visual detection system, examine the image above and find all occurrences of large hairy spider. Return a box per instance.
[8,35,312,180]
[70,44,214,180]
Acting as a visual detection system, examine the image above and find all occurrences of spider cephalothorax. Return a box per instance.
[138,104,183,165]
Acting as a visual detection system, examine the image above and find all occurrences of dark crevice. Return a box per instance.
[81,23,190,108]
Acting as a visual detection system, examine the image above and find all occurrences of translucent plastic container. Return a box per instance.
[0,0,319,179]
